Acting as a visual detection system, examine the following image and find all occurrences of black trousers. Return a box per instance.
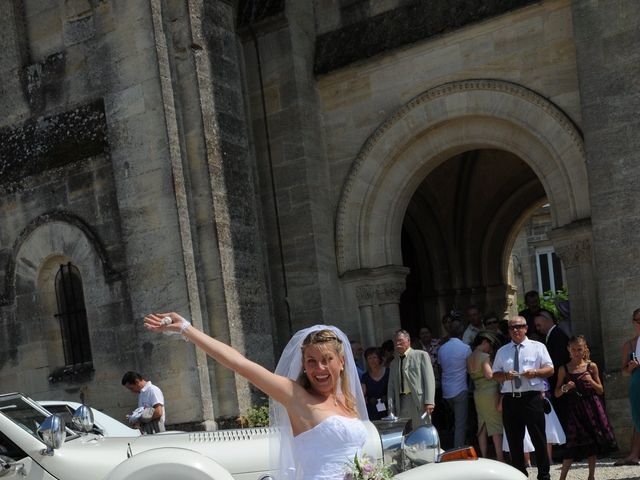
[503,392,550,480]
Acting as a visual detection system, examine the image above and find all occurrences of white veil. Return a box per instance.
[269,324,367,479]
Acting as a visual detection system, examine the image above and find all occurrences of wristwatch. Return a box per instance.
[561,384,568,394]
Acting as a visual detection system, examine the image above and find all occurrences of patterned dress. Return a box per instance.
[561,363,617,459]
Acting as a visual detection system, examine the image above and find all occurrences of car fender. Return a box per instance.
[103,447,235,480]
[394,458,527,480]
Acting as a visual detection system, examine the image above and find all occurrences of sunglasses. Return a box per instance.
[509,324,527,330]
[485,320,498,325]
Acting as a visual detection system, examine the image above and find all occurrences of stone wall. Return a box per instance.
[314,0,539,74]
[0,0,274,428]
[572,0,640,449]
[316,0,582,333]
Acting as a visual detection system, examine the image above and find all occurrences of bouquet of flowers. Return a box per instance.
[344,454,393,479]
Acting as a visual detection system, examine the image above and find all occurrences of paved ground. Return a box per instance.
[525,458,639,480]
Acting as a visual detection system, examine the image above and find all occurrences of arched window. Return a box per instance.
[54,262,92,365]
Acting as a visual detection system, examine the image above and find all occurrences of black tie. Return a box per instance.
[400,355,405,393]
[513,344,522,389]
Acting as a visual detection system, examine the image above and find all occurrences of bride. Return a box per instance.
[143,313,369,479]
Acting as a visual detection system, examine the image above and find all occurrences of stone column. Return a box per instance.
[377,281,408,341]
[342,265,409,345]
[549,221,601,363]
[484,284,510,318]
[572,1,640,451]
[355,285,377,349]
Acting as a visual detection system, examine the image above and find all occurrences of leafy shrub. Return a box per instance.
[243,404,269,427]
[517,287,569,320]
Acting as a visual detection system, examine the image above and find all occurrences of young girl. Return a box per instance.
[554,335,617,480]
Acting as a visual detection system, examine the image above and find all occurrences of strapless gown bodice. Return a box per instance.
[292,416,368,479]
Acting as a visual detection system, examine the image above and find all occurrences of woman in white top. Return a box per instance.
[144,312,368,479]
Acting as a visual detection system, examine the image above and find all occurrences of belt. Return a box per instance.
[504,391,541,398]
[399,392,412,396]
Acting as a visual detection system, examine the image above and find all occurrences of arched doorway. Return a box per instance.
[336,80,599,356]
[400,148,546,336]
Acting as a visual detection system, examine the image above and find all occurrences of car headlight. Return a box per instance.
[37,414,66,454]
[71,405,95,433]
[402,423,440,466]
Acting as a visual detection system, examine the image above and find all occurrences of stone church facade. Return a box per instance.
[0,0,638,442]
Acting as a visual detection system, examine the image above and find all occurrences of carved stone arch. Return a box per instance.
[5,214,126,392]
[335,79,589,277]
[481,179,547,286]
[2,211,120,306]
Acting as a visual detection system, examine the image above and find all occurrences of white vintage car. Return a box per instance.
[0,393,525,480]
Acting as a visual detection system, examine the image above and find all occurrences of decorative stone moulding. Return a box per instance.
[335,79,587,276]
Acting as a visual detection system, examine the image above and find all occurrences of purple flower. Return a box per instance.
[362,464,374,474]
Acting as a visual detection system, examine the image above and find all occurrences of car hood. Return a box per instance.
[126,428,275,475]
[40,428,275,479]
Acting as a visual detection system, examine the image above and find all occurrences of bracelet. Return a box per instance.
[561,384,568,394]
[533,369,537,377]
[180,319,191,333]
[161,317,191,340]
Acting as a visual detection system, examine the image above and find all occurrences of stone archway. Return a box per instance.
[336,79,595,344]
[8,216,122,400]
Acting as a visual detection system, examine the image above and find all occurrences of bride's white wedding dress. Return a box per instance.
[292,415,368,479]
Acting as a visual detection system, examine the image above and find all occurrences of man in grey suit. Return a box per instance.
[388,329,436,430]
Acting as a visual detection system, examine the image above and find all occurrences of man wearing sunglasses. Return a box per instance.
[492,317,554,480]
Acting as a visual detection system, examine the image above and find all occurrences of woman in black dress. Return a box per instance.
[360,347,390,420]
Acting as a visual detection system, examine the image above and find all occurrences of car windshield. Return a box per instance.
[0,393,77,441]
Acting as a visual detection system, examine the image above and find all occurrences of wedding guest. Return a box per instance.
[388,329,436,430]
[462,305,484,345]
[502,378,566,467]
[492,316,553,479]
[554,335,616,480]
[615,308,640,466]
[467,331,503,461]
[361,347,390,420]
[351,340,365,379]
[438,319,471,448]
[483,312,509,346]
[121,371,165,434]
[519,291,552,342]
[381,339,395,368]
[416,326,441,383]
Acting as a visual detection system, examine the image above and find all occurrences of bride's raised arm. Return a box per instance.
[144,312,298,407]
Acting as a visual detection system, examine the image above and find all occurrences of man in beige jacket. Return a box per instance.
[388,329,436,430]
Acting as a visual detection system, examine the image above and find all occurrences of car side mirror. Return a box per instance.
[37,414,66,455]
[71,405,95,433]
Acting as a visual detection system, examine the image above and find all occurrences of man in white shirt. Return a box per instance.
[438,319,472,448]
[462,305,483,345]
[122,371,166,434]
[492,316,553,480]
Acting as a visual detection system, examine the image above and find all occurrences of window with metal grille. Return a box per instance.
[54,262,93,366]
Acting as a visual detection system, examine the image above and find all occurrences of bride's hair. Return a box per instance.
[298,329,357,414]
